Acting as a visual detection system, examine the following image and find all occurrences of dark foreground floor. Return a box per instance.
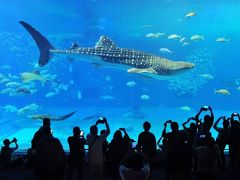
[0,166,240,180]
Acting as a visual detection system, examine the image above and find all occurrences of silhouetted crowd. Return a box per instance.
[0,106,240,180]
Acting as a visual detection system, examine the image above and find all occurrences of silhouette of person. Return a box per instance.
[119,152,150,180]
[87,117,110,180]
[228,112,240,168]
[31,118,51,151]
[0,137,19,166]
[213,116,231,168]
[137,121,156,162]
[182,117,198,146]
[36,126,66,180]
[162,120,182,179]
[193,134,217,180]
[67,127,86,180]
[195,106,214,132]
[107,128,131,179]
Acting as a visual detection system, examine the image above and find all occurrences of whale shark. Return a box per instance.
[19,21,195,79]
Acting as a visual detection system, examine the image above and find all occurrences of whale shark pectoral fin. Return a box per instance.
[127,67,158,74]
[95,35,118,49]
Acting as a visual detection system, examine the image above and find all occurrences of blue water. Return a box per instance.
[0,0,239,150]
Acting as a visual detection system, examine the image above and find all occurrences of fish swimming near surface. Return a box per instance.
[19,21,195,80]
[214,89,231,95]
[30,111,76,121]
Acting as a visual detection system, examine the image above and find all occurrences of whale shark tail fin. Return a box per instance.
[19,21,54,67]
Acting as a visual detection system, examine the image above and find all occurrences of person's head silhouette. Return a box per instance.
[190,123,197,132]
[171,122,179,132]
[223,120,229,129]
[3,139,10,147]
[43,118,50,127]
[73,127,80,137]
[113,130,122,141]
[143,121,151,132]
[90,125,98,136]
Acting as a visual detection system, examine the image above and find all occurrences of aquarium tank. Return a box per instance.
[0,0,239,151]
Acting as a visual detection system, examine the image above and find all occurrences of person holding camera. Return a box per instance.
[87,116,110,180]
[162,120,192,179]
[67,126,86,180]
[195,106,214,132]
[0,137,19,166]
[107,128,131,179]
[182,117,198,146]
[213,116,231,168]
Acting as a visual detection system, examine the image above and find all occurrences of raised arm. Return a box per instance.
[104,117,110,136]
[213,116,224,132]
[157,123,167,146]
[195,107,204,122]
[11,138,18,151]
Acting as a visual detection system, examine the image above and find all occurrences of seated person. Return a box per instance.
[119,152,150,180]
[0,138,19,166]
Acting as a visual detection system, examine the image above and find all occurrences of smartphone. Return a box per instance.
[200,134,206,138]
[51,129,53,134]
[233,112,238,116]
[98,116,104,120]
[203,105,209,109]
[132,142,137,149]
[80,131,84,136]
[119,128,125,131]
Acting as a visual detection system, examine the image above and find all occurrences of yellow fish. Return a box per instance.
[190,35,204,41]
[214,89,230,95]
[21,72,47,83]
[20,72,60,84]
[216,37,230,42]
[185,12,196,18]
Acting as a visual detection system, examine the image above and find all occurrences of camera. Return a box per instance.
[119,128,125,131]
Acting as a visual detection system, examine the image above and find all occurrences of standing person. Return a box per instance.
[36,126,66,180]
[213,116,231,169]
[107,128,131,179]
[119,152,150,180]
[87,117,110,180]
[0,137,20,166]
[195,106,214,132]
[182,117,198,146]
[137,121,156,162]
[67,127,86,180]
[31,118,51,151]
[228,112,240,168]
